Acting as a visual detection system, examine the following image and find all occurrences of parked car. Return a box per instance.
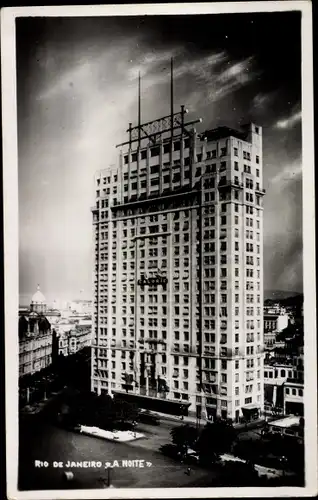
[184,451,200,465]
[138,410,161,426]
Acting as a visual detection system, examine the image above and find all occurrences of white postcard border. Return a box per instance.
[2,2,316,499]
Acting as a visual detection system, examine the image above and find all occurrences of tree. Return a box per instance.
[233,438,265,465]
[217,461,259,486]
[170,425,198,457]
[196,420,237,464]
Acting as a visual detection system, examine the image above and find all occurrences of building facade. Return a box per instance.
[91,106,265,422]
[264,311,289,334]
[264,351,304,416]
[57,325,92,356]
[19,286,53,377]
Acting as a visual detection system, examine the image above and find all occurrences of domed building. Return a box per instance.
[30,285,47,314]
[19,285,59,379]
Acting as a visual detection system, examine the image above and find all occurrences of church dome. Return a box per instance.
[31,285,46,305]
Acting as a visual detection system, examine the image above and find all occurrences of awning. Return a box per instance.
[242,404,260,413]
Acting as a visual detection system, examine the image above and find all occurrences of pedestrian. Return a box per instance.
[185,467,191,476]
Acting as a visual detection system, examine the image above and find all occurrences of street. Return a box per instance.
[18,415,216,490]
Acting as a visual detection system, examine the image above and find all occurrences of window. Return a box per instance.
[151,146,160,157]
[150,165,159,174]
[234,147,238,156]
[221,216,227,225]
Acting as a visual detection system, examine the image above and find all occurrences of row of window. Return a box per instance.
[96,163,261,193]
[96,174,117,186]
[122,142,258,164]
[98,272,261,294]
[264,368,302,379]
[121,160,259,184]
[97,211,260,231]
[285,387,303,397]
[99,227,261,248]
[98,272,262,290]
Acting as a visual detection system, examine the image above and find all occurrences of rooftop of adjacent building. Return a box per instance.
[264,311,288,318]
[199,123,260,143]
[269,415,301,428]
[71,299,92,304]
[58,324,91,337]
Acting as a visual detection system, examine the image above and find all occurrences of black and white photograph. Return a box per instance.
[2,2,317,498]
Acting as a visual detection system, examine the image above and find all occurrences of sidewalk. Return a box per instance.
[145,410,267,431]
[20,388,66,415]
[151,410,206,426]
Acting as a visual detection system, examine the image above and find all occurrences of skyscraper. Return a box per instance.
[91,103,265,423]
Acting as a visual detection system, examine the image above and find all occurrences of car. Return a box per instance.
[185,452,200,465]
[138,410,161,426]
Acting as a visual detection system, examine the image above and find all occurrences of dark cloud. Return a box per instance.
[16,12,303,301]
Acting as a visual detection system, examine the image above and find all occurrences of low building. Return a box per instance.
[69,325,92,353]
[57,325,92,356]
[264,331,276,349]
[19,286,54,377]
[55,318,77,334]
[68,299,92,315]
[45,309,61,325]
[284,381,304,416]
[268,415,304,440]
[264,311,289,334]
[264,352,304,416]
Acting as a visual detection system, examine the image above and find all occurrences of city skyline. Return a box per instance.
[17,12,302,304]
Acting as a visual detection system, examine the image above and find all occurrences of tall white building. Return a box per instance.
[91,105,265,422]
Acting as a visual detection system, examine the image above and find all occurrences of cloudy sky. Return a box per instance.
[16,11,302,305]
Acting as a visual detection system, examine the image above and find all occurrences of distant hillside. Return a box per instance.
[264,290,303,308]
[264,290,303,301]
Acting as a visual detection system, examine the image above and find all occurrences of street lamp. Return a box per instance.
[106,465,113,487]
[279,455,288,477]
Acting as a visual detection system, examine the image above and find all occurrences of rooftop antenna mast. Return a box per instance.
[116,58,202,149]
[170,57,174,143]
[138,71,141,149]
